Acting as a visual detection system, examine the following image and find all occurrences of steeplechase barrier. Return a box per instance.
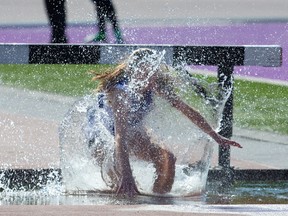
[0,44,285,190]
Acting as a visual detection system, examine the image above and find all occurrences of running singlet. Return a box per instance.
[85,78,153,141]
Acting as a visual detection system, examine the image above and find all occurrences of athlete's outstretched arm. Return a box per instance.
[161,93,242,148]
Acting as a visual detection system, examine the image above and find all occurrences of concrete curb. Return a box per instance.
[233,127,288,145]
[0,204,288,216]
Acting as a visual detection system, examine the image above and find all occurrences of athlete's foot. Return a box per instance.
[84,32,107,43]
[114,29,124,44]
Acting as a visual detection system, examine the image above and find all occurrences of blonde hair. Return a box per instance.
[92,62,127,92]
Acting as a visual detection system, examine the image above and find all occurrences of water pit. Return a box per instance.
[1,169,288,205]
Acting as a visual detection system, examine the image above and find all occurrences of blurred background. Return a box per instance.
[1,0,288,26]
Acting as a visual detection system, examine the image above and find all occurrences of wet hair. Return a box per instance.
[92,63,127,91]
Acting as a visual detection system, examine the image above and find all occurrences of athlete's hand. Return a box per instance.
[216,136,243,148]
[116,175,140,197]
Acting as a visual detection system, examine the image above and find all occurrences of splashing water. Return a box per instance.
[59,53,230,197]
[127,49,166,97]
[59,94,111,193]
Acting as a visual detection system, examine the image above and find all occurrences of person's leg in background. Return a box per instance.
[87,0,123,43]
[103,0,123,44]
[44,0,68,43]
[92,0,107,42]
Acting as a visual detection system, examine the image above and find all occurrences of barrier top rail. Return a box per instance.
[0,44,282,67]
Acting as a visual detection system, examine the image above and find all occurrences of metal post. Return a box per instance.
[217,65,234,168]
[215,64,235,188]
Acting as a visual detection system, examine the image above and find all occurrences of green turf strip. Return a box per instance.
[0,64,112,96]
